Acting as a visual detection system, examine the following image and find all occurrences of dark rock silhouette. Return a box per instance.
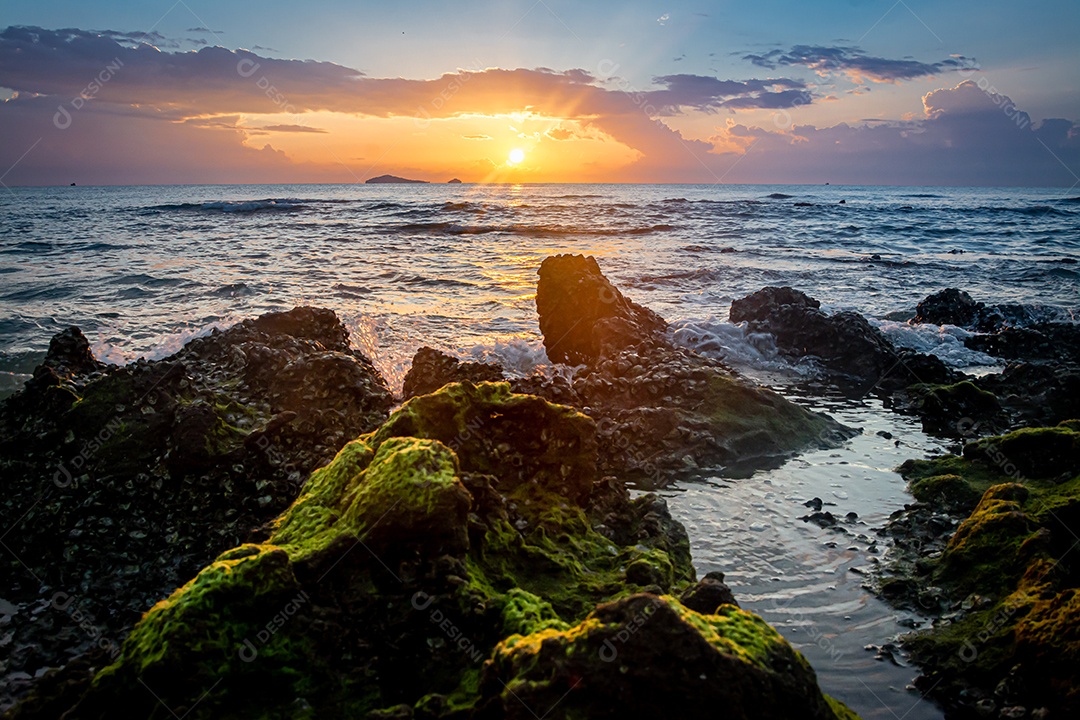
[401,346,504,400]
[0,308,393,712]
[537,254,668,366]
[365,174,428,184]
[730,286,954,390]
[527,257,852,484]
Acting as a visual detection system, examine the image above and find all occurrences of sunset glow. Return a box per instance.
[0,2,1075,185]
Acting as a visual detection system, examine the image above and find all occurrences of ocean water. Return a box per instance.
[1,183,1078,718]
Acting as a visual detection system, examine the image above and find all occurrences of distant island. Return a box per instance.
[365,174,428,184]
[447,178,462,184]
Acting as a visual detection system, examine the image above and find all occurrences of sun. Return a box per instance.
[507,148,526,165]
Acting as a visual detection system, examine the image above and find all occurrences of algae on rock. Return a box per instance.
[13,381,860,720]
[883,422,1080,717]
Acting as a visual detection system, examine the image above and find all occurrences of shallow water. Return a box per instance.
[1,183,1077,717]
[663,390,956,719]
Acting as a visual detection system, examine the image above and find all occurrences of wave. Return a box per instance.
[440,201,486,213]
[873,320,1000,368]
[1057,196,1080,204]
[766,193,794,199]
[107,273,192,288]
[636,268,720,284]
[978,205,1072,217]
[669,318,816,377]
[332,283,374,298]
[902,193,944,198]
[377,271,477,289]
[211,282,257,297]
[397,221,676,236]
[146,198,308,213]
[0,285,76,302]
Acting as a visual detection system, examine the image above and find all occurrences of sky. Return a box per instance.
[1,0,1078,186]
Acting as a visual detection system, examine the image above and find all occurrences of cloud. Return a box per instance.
[643,74,811,113]
[0,27,1075,186]
[743,45,976,84]
[462,134,492,140]
[706,81,1080,185]
[258,124,328,133]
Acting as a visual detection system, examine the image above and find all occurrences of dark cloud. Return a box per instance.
[743,45,976,83]
[643,74,810,113]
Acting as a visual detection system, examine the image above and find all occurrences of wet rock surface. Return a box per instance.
[0,307,393,713]
[914,287,1059,335]
[525,257,854,485]
[895,289,1080,438]
[6,381,857,720]
[401,346,504,400]
[536,254,668,366]
[480,594,857,720]
[730,286,957,391]
[871,423,1080,719]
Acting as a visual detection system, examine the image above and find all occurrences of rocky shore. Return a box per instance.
[1,253,1075,719]
[1,257,862,719]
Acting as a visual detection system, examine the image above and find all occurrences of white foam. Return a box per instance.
[90,319,237,366]
[462,337,545,373]
[669,317,816,377]
[872,319,1000,369]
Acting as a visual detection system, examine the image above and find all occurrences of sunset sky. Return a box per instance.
[1,0,1078,186]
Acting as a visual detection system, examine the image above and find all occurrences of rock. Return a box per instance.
[529,261,853,485]
[401,347,504,400]
[962,425,1080,479]
[680,572,739,613]
[479,594,858,720]
[42,327,103,378]
[896,381,1005,437]
[730,286,956,391]
[964,323,1080,365]
[8,382,720,719]
[365,174,428,184]
[975,363,1080,428]
[913,288,983,328]
[873,422,1080,719]
[536,254,667,366]
[0,307,393,713]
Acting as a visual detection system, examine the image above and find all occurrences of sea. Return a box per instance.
[1,183,1078,718]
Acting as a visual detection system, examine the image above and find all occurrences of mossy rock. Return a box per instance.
[479,594,859,720]
[907,380,1002,436]
[15,382,718,719]
[371,381,597,503]
[962,424,1080,479]
[909,473,986,513]
[890,423,1080,717]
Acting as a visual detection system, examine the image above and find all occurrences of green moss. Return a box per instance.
[666,598,789,670]
[489,595,858,719]
[499,588,570,636]
[701,372,839,454]
[61,381,838,719]
[962,424,1080,479]
[909,473,987,512]
[893,424,1080,715]
[935,483,1038,596]
[909,380,999,414]
[825,695,862,720]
